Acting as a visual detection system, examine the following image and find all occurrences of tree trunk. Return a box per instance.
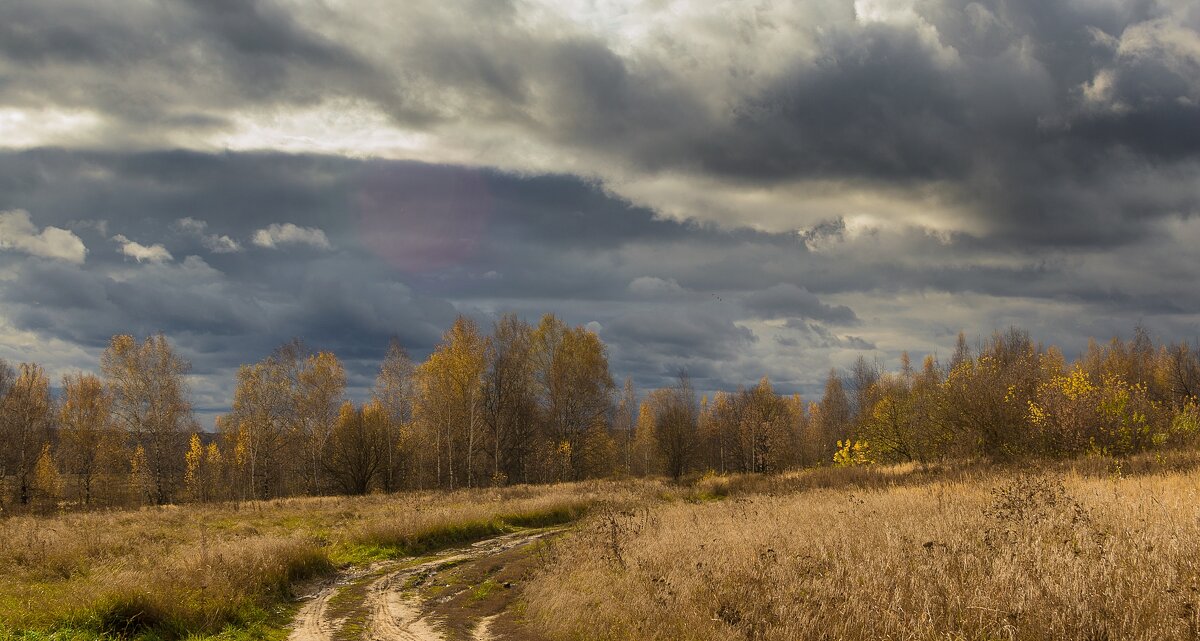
[467,386,476,488]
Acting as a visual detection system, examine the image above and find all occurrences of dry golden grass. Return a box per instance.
[527,456,1200,641]
[10,456,1200,641]
[0,480,657,638]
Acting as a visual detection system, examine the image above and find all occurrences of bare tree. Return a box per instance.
[374,339,415,491]
[613,377,637,474]
[656,371,698,481]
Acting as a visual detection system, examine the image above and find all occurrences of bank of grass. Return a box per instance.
[526,452,1200,641]
[332,501,588,564]
[0,482,632,641]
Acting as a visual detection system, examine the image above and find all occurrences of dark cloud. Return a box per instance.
[3,0,1198,249]
[694,24,969,182]
[0,0,388,138]
[782,319,877,350]
[743,284,859,325]
[602,309,757,362]
[2,0,1200,416]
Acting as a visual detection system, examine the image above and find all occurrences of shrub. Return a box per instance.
[833,440,873,467]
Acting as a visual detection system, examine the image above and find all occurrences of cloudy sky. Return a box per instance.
[2,0,1199,422]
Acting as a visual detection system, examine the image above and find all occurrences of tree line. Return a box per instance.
[673,327,1200,477]
[2,318,1199,513]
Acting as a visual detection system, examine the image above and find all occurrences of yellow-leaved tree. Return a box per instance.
[322,401,385,495]
[415,316,490,489]
[1,362,53,508]
[32,443,62,512]
[1027,366,1169,457]
[101,334,193,505]
[183,433,224,502]
[225,356,293,499]
[58,372,121,507]
[632,396,660,476]
[859,354,948,464]
[533,314,614,481]
[296,350,346,494]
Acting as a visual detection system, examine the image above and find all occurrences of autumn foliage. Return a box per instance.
[2,320,1200,512]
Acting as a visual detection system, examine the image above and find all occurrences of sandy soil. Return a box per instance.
[288,529,561,641]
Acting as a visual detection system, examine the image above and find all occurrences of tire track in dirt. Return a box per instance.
[471,615,499,641]
[288,529,561,641]
[290,560,395,641]
[365,529,561,641]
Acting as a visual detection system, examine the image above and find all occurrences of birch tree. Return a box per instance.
[296,351,346,493]
[415,316,489,489]
[1,362,52,507]
[373,339,415,491]
[101,334,193,505]
[482,314,537,485]
[58,372,118,506]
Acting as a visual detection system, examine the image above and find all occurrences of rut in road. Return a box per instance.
[288,528,561,641]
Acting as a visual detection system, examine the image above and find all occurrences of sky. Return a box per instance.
[2,0,1199,424]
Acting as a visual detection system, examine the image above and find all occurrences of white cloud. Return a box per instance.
[252,223,332,250]
[214,100,430,158]
[628,276,686,298]
[1080,17,1200,113]
[204,234,242,253]
[0,108,105,149]
[0,210,87,264]
[112,234,173,263]
[174,217,242,253]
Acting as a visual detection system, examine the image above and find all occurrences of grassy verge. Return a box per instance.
[334,499,589,564]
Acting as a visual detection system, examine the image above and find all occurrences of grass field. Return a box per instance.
[527,454,1200,641]
[4,455,1200,641]
[0,481,643,640]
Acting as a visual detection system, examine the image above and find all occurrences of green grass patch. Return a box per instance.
[497,502,588,528]
[469,579,501,602]
[340,502,587,565]
[336,519,508,565]
[0,628,114,641]
[323,576,376,641]
[327,542,400,565]
[44,546,331,641]
[1,601,297,641]
[177,602,296,641]
[389,519,510,556]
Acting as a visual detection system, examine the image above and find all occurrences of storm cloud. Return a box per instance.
[1,0,1198,419]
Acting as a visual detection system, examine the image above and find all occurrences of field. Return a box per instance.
[532,455,1200,641]
[3,454,1200,641]
[0,482,632,640]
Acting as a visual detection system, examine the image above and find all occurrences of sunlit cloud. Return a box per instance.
[175,217,243,253]
[0,210,88,264]
[112,234,173,263]
[252,223,333,250]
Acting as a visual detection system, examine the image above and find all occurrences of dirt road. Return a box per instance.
[288,529,560,641]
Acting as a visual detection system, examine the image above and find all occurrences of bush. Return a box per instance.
[1028,368,1169,457]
